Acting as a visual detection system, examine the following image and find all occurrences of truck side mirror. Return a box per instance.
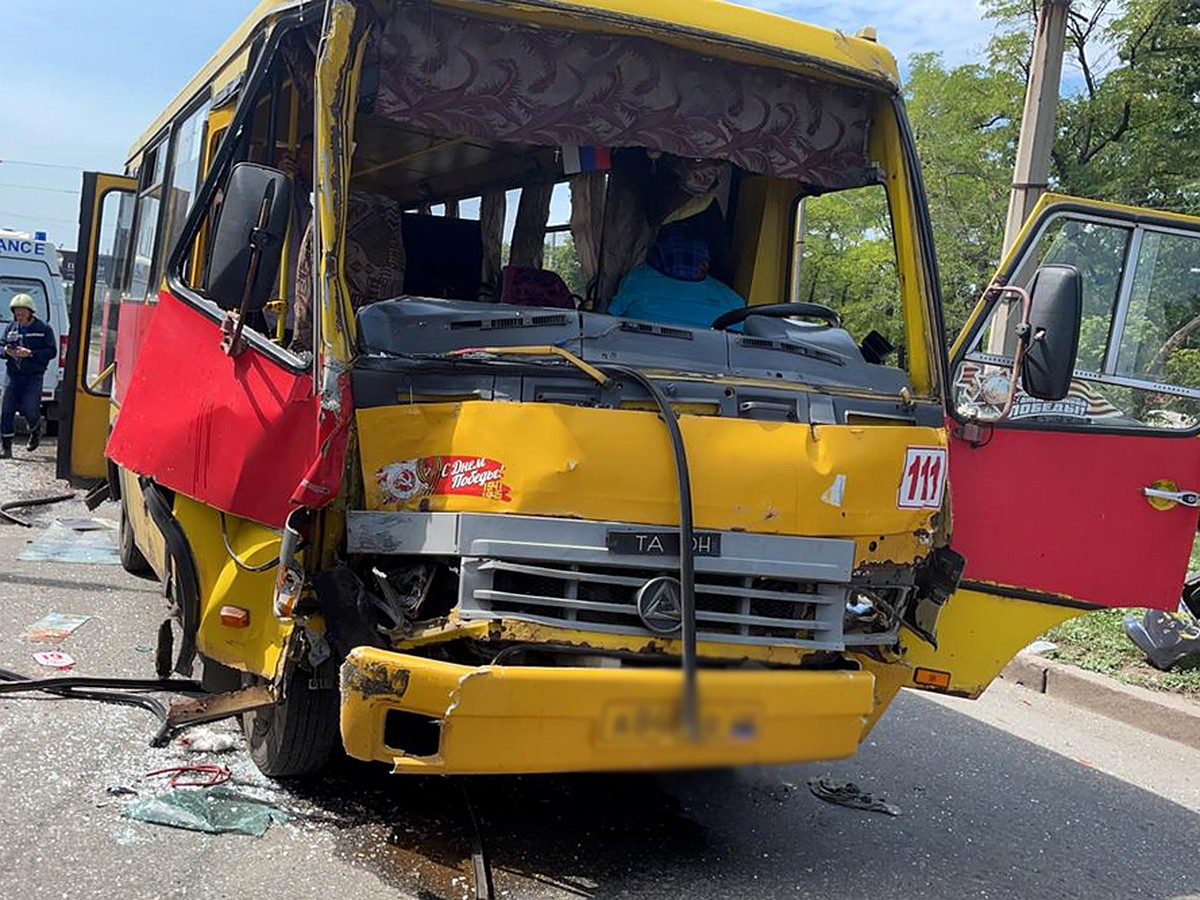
[206,162,292,314]
[1021,263,1082,401]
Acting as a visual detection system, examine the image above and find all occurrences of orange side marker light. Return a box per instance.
[219,606,251,628]
[913,667,952,691]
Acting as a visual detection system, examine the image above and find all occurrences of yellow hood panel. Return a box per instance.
[357,401,942,553]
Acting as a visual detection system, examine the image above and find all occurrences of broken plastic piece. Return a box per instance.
[22,613,92,644]
[122,786,289,836]
[32,650,76,670]
[1024,639,1058,655]
[808,776,902,816]
[1124,608,1200,671]
[177,727,240,753]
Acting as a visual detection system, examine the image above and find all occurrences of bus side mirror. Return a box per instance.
[207,162,292,314]
[1021,264,1082,401]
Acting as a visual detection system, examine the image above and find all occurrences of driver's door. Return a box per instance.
[948,194,1200,611]
[57,172,137,483]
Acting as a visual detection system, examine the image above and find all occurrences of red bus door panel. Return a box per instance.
[949,195,1200,612]
[950,426,1200,609]
[105,290,320,529]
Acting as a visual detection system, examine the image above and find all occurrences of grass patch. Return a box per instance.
[1043,608,1200,696]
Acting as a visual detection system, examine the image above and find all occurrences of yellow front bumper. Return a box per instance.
[340,646,876,775]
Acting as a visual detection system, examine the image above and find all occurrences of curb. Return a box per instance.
[1000,651,1200,751]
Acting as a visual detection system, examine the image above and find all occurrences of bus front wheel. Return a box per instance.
[241,669,339,778]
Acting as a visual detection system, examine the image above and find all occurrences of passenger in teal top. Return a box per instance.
[608,222,745,329]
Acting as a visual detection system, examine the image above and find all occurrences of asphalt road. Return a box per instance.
[1,440,1198,900]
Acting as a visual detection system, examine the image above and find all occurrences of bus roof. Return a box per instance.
[129,0,898,164]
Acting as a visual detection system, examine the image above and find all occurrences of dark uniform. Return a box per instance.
[2,306,57,457]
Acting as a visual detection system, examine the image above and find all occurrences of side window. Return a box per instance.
[82,190,136,396]
[956,213,1200,430]
[794,184,904,367]
[543,181,584,298]
[974,219,1131,374]
[127,140,167,302]
[1114,231,1200,424]
[159,100,211,287]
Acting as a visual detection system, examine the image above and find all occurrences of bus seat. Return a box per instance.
[500,265,576,309]
[400,214,484,300]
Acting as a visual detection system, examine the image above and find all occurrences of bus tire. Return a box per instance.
[118,498,152,576]
[242,670,339,778]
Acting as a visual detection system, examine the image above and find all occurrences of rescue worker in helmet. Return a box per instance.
[1,293,57,458]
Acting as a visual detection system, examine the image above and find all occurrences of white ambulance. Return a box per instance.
[0,228,70,420]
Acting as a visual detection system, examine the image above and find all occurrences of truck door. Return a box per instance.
[57,172,137,483]
[948,194,1200,611]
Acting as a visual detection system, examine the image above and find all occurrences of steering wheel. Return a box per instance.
[711,302,841,331]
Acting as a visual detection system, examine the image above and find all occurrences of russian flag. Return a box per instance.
[562,145,612,175]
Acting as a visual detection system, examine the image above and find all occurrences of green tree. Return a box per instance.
[544,236,584,297]
[904,52,1025,335]
[984,0,1200,212]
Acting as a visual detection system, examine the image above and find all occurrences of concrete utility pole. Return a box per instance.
[1003,0,1072,256]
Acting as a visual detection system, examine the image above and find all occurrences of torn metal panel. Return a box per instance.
[165,685,275,731]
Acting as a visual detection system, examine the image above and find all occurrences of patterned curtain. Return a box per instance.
[510,181,555,270]
[374,6,872,190]
[569,172,607,301]
[479,188,506,291]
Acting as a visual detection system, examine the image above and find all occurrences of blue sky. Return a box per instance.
[0,1,995,249]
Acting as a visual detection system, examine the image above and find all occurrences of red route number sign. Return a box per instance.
[898,446,947,509]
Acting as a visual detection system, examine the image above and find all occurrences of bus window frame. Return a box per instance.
[164,11,311,376]
[124,130,170,302]
[79,185,136,398]
[157,91,214,291]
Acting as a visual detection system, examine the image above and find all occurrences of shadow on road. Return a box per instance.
[270,692,1200,900]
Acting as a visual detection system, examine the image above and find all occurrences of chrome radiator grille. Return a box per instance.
[459,558,848,649]
[346,511,860,651]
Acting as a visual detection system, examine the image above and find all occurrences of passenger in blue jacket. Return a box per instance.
[2,293,57,458]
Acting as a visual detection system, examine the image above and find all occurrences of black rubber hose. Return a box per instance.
[219,510,281,573]
[0,671,205,694]
[140,479,202,677]
[0,669,205,730]
[597,364,699,738]
[0,492,75,527]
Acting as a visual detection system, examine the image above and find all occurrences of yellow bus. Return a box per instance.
[58,0,1200,777]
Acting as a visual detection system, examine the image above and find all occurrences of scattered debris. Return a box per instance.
[32,650,76,670]
[18,520,120,565]
[1124,608,1200,671]
[22,612,92,644]
[0,492,74,527]
[145,764,232,789]
[123,786,290,836]
[56,516,113,532]
[807,776,902,817]
[106,786,139,798]
[1024,639,1058,655]
[177,727,239,754]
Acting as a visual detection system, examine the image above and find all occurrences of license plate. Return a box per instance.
[606,530,722,557]
[599,701,759,745]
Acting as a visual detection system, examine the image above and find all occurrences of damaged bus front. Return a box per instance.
[69,0,1190,779]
